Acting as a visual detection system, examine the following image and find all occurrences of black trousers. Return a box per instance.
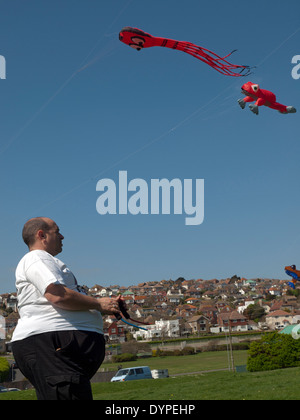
[12,330,105,400]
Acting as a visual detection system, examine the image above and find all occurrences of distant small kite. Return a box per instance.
[119,27,251,77]
[285,265,300,289]
[238,82,297,115]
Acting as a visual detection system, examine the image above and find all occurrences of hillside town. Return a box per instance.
[1,275,300,351]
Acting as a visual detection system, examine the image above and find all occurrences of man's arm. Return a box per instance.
[45,283,122,316]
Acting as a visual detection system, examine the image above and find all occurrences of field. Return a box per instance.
[102,349,248,374]
[1,350,300,400]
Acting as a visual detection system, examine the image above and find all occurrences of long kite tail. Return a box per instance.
[119,27,252,77]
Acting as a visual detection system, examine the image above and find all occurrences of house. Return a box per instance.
[89,285,113,297]
[5,312,19,336]
[269,287,281,297]
[167,294,183,305]
[265,310,294,330]
[237,298,255,314]
[202,290,218,300]
[181,280,195,290]
[110,285,121,294]
[0,315,5,340]
[244,279,257,288]
[134,296,147,305]
[143,307,157,315]
[199,305,218,324]
[103,321,126,343]
[151,284,165,293]
[0,315,8,351]
[130,304,145,319]
[188,315,210,334]
[176,304,198,318]
[122,290,134,298]
[133,319,180,341]
[89,284,104,294]
[122,295,135,306]
[216,310,249,333]
[155,319,180,338]
[1,294,18,312]
[185,297,200,305]
[270,297,297,314]
[186,287,202,298]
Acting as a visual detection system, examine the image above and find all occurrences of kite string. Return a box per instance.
[17,20,300,216]
[2,23,300,233]
[0,71,78,156]
[0,80,237,236]
[256,25,300,67]
[0,1,132,159]
[0,81,237,229]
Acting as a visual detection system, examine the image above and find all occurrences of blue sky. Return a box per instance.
[0,0,300,293]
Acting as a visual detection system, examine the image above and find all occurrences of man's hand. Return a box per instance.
[45,284,125,317]
[97,295,125,317]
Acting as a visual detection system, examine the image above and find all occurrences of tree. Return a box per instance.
[229,275,240,284]
[244,304,265,322]
[247,332,300,372]
[287,289,300,298]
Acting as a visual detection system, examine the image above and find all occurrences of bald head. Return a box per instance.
[22,217,64,256]
[22,218,52,247]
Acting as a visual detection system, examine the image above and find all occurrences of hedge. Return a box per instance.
[153,347,195,357]
[0,357,10,382]
[112,353,137,363]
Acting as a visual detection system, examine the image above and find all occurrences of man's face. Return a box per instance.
[44,221,64,256]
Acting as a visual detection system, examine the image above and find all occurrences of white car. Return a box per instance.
[0,386,20,393]
[111,366,153,382]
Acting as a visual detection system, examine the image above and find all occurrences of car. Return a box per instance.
[111,366,153,382]
[0,385,20,393]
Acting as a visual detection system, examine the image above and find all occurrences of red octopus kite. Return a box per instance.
[119,27,251,77]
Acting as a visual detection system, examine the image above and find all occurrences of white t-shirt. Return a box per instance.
[11,250,103,342]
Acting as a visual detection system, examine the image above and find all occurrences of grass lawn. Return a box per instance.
[92,368,300,400]
[93,368,300,401]
[1,368,300,400]
[1,350,300,400]
[102,350,248,375]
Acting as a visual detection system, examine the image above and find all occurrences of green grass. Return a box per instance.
[102,350,248,375]
[2,368,300,400]
[92,367,300,400]
[1,350,300,400]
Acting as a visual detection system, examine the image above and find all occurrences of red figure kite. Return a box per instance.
[119,27,251,77]
[238,82,297,115]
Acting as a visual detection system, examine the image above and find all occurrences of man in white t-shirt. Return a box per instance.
[11,217,123,400]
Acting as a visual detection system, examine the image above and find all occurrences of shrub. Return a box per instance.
[0,357,10,382]
[152,347,195,357]
[247,332,300,372]
[112,353,137,363]
[181,347,195,355]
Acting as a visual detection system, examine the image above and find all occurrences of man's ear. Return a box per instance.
[37,229,46,240]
